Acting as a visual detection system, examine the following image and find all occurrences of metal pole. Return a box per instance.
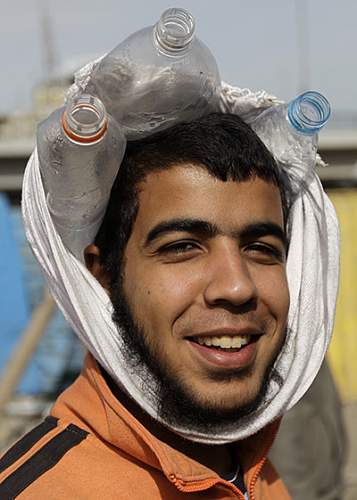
[295,0,310,93]
[0,289,55,415]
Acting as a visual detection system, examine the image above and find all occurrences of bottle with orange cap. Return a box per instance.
[37,94,126,258]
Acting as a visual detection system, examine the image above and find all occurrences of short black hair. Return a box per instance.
[95,112,290,285]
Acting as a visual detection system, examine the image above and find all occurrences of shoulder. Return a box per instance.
[0,416,91,499]
[0,416,173,499]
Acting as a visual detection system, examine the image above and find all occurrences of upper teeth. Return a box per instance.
[196,335,251,349]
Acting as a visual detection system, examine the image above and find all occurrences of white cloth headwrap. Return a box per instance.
[22,81,340,445]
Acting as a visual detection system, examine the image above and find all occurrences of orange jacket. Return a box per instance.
[0,354,291,499]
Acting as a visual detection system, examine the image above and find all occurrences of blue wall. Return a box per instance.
[0,193,83,395]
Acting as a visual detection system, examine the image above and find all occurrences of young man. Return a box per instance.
[0,113,339,499]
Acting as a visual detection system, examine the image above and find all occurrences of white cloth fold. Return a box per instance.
[22,84,340,444]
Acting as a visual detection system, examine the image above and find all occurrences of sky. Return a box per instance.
[1,0,357,126]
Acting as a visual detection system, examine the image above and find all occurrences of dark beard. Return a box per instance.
[110,276,284,434]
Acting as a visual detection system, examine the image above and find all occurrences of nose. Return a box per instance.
[203,243,258,308]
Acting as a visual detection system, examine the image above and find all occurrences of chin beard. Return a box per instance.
[110,277,284,434]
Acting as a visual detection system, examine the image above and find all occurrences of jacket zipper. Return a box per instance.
[248,456,266,500]
[170,474,217,493]
[171,474,246,499]
[248,421,281,500]
[170,420,281,499]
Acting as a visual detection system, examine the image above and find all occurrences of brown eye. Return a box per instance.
[245,243,285,263]
[161,241,198,254]
[156,239,203,263]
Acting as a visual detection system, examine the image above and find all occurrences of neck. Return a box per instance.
[102,367,234,476]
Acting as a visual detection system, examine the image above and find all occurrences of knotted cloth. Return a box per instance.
[22,82,340,444]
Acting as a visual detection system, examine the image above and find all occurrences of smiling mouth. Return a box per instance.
[188,334,258,352]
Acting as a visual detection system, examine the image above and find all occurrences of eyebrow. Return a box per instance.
[145,217,287,248]
[145,218,218,245]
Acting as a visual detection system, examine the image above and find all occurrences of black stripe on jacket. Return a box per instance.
[0,416,59,474]
[0,418,88,499]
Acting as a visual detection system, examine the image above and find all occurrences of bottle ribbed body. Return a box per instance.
[84,8,221,139]
[37,96,126,258]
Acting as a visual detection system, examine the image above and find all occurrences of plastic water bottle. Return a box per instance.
[84,7,221,139]
[251,91,331,190]
[37,94,126,258]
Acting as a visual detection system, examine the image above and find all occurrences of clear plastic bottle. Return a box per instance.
[251,91,331,190]
[84,7,221,139]
[37,94,126,258]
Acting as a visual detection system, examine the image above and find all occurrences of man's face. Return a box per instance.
[117,164,289,420]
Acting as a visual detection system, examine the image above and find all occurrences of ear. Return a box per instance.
[84,244,111,292]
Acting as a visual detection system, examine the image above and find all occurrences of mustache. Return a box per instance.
[176,310,273,337]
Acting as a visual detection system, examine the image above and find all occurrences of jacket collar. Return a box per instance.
[52,352,280,489]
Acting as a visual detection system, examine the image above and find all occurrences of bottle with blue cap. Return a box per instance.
[251,91,331,189]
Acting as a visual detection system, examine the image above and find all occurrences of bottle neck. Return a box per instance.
[154,8,195,55]
[287,91,331,136]
[62,94,107,144]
